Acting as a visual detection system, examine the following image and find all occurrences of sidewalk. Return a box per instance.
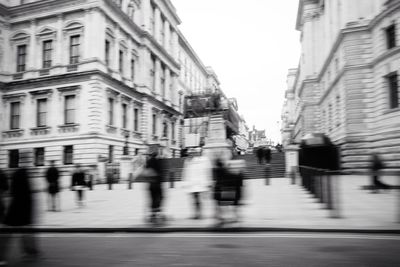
[4,176,400,232]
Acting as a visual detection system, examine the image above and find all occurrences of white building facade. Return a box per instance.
[283,0,400,171]
[0,0,227,179]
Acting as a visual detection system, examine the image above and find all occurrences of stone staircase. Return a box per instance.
[162,151,286,181]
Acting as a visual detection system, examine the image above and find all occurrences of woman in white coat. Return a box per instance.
[181,149,213,219]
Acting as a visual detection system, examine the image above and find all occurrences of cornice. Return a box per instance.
[0,3,9,17]
[8,0,92,19]
[154,0,181,25]
[142,31,180,72]
[178,30,209,76]
[370,0,400,29]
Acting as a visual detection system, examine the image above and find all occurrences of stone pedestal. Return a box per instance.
[285,144,300,177]
[120,155,133,181]
[202,115,232,163]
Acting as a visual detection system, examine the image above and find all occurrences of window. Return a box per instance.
[108,98,114,125]
[328,104,333,132]
[10,102,20,129]
[130,58,135,81]
[336,95,341,126]
[34,147,45,166]
[64,95,76,124]
[387,72,399,109]
[119,49,124,74]
[150,55,156,90]
[162,121,168,138]
[63,145,73,165]
[171,121,175,140]
[386,24,396,49]
[134,108,139,132]
[152,113,157,135]
[42,40,53,68]
[160,64,166,97]
[36,98,47,127]
[122,103,127,129]
[9,150,19,168]
[16,44,27,72]
[105,40,110,66]
[69,35,80,64]
[108,145,114,163]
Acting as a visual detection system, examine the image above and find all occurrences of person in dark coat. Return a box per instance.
[71,164,87,207]
[46,160,60,211]
[145,152,165,224]
[2,168,40,262]
[213,158,230,224]
[264,147,272,164]
[370,154,390,192]
[256,147,264,164]
[0,169,8,223]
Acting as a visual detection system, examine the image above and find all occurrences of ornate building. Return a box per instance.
[282,0,400,171]
[0,0,229,179]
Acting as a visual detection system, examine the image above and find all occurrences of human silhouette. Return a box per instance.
[45,160,60,211]
[71,164,87,207]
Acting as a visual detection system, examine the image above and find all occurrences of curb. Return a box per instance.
[1,227,400,234]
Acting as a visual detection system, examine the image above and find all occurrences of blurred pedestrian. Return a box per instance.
[0,168,8,223]
[213,158,231,225]
[370,154,390,192]
[256,147,264,164]
[264,147,271,164]
[45,160,60,211]
[145,151,165,224]
[0,169,7,266]
[228,159,245,222]
[181,148,213,220]
[71,164,87,207]
[2,168,40,263]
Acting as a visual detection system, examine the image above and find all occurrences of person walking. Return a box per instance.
[181,148,213,220]
[264,146,271,165]
[2,168,40,264]
[145,151,165,224]
[0,169,9,266]
[256,147,264,164]
[45,160,60,211]
[370,154,390,192]
[71,164,87,207]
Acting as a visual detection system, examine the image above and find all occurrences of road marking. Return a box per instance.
[24,233,400,241]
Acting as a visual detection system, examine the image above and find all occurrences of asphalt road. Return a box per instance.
[1,233,400,266]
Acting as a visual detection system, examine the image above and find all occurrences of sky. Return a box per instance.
[172,0,301,143]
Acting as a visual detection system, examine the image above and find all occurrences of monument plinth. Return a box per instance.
[202,114,232,162]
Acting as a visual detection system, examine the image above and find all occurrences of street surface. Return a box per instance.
[1,233,400,266]
[29,176,400,230]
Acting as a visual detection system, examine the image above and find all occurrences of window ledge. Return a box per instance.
[2,129,24,138]
[106,125,117,134]
[58,123,79,133]
[383,107,400,115]
[121,128,130,137]
[30,126,51,135]
[132,131,142,138]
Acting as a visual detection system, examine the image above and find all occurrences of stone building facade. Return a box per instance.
[0,0,227,179]
[282,0,400,171]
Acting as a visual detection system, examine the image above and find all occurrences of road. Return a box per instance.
[1,233,400,266]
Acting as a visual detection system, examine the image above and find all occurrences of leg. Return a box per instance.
[192,192,201,219]
[0,233,11,263]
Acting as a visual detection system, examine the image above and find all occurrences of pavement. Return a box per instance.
[2,176,400,232]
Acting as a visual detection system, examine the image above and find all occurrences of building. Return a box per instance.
[0,0,229,179]
[283,0,400,171]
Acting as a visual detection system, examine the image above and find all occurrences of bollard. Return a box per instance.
[128,173,133,190]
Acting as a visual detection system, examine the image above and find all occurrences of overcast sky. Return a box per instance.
[172,0,301,142]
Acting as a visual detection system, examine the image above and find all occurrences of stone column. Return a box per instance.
[163,19,170,51]
[28,19,37,70]
[154,58,161,95]
[112,26,120,73]
[154,7,161,41]
[285,144,300,178]
[165,68,171,101]
[171,30,179,60]
[55,14,64,66]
